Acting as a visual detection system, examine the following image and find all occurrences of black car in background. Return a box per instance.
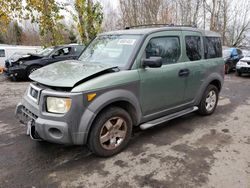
[4,44,85,80]
[223,47,244,74]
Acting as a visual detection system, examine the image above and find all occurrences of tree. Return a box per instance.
[2,21,23,45]
[25,0,65,46]
[74,0,103,44]
[0,0,22,33]
[69,29,77,43]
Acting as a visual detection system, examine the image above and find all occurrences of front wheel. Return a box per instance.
[88,107,132,157]
[27,65,41,77]
[198,85,219,115]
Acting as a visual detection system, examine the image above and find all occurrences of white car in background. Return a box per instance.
[0,45,41,66]
[236,52,250,76]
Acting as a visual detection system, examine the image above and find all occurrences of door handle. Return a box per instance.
[178,69,190,77]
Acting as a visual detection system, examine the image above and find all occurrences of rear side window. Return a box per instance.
[204,37,222,59]
[145,36,181,64]
[185,36,202,61]
[0,49,5,57]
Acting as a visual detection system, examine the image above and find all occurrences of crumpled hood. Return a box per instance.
[29,60,116,88]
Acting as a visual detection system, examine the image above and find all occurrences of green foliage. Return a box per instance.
[75,0,103,44]
[0,0,22,33]
[25,0,65,46]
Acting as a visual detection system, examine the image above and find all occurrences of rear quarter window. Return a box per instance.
[204,37,222,59]
[0,49,5,57]
[185,36,202,61]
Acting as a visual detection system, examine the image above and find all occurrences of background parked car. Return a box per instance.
[0,45,41,66]
[236,51,250,76]
[223,48,244,74]
[4,44,85,80]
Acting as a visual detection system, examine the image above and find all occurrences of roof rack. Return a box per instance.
[125,23,197,30]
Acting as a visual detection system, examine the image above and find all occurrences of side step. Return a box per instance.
[140,106,198,130]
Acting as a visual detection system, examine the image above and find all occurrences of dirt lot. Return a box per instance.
[0,74,250,188]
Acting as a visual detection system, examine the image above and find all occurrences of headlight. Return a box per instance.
[18,61,23,65]
[46,97,71,114]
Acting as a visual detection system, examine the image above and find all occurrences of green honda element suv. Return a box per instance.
[16,25,224,157]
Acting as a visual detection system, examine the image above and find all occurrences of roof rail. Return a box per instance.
[125,23,197,30]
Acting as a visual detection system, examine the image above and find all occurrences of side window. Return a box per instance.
[0,49,5,57]
[204,37,222,59]
[145,36,181,64]
[185,36,202,61]
[54,47,71,57]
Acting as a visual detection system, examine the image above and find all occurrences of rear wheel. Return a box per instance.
[88,107,132,157]
[198,85,219,115]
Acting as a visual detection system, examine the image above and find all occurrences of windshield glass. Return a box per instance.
[243,51,250,57]
[223,49,231,58]
[37,47,54,56]
[79,35,141,67]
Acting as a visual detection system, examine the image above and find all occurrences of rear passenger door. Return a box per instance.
[183,32,222,103]
[182,31,206,103]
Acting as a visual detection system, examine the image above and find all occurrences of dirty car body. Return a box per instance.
[4,44,85,80]
[16,26,224,156]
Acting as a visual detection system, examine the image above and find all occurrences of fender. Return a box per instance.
[76,88,142,144]
[194,72,224,105]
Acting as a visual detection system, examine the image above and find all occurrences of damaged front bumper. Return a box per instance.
[4,65,27,79]
[15,83,95,145]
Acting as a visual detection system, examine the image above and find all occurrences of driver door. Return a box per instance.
[137,31,187,117]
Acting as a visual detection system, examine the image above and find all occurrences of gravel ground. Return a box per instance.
[0,74,249,188]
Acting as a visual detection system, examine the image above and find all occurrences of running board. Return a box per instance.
[140,106,198,130]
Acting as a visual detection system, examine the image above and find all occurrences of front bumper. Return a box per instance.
[4,65,27,79]
[15,84,95,145]
[236,64,250,73]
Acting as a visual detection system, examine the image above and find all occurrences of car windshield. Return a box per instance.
[244,52,250,57]
[37,47,54,56]
[223,49,231,58]
[79,35,141,67]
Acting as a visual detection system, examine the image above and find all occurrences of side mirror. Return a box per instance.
[51,54,56,59]
[142,57,163,68]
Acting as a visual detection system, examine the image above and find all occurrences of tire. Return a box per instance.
[27,65,41,76]
[198,85,219,116]
[88,107,132,157]
[236,70,242,76]
[225,64,230,74]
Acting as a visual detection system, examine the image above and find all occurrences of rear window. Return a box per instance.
[185,36,202,61]
[204,37,222,59]
[0,49,5,57]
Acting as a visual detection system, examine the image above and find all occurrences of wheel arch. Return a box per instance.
[194,74,223,105]
[78,89,142,144]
